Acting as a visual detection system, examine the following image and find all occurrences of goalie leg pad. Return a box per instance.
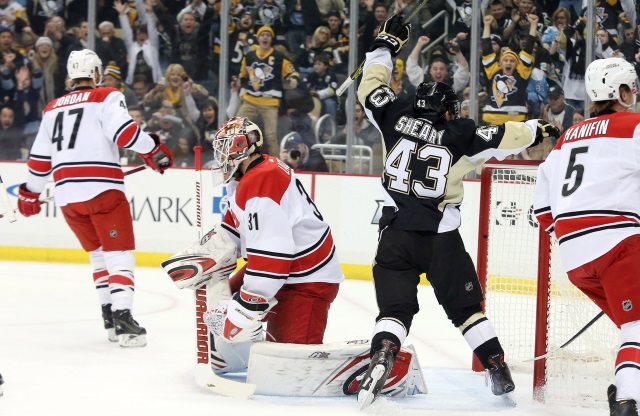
[247,340,427,397]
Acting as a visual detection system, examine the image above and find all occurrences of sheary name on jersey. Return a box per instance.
[394,116,445,144]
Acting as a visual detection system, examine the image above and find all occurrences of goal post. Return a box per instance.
[475,162,619,407]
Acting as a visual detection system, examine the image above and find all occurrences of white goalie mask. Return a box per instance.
[211,117,263,187]
[585,57,638,109]
[67,49,104,85]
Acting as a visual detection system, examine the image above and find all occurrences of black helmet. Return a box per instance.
[414,81,459,123]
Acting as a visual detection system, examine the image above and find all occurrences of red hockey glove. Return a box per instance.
[17,183,41,217]
[140,133,173,174]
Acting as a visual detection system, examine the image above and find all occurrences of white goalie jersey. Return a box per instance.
[25,86,157,206]
[221,155,344,300]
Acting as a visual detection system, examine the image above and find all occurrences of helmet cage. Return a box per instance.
[211,117,262,186]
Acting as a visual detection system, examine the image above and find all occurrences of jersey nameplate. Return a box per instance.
[394,116,443,144]
[52,92,91,109]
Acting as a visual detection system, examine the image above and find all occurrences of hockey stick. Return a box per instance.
[0,174,17,223]
[335,0,429,96]
[191,145,256,399]
[524,311,605,362]
[0,164,147,220]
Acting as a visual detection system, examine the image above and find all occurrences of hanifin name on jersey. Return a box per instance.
[563,119,610,142]
[52,92,92,108]
[394,116,444,144]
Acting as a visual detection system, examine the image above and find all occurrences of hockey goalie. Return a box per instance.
[161,117,426,398]
[161,223,426,398]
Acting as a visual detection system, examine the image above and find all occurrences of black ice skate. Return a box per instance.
[356,339,398,410]
[101,304,117,342]
[486,353,516,406]
[113,309,147,348]
[608,384,639,416]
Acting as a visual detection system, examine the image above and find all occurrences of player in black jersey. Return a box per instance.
[354,13,560,409]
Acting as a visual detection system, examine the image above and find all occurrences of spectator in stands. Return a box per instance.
[571,107,584,124]
[595,28,620,59]
[325,10,342,46]
[360,0,388,62]
[481,14,537,125]
[295,25,333,75]
[619,23,638,70]
[171,132,195,167]
[0,26,25,105]
[43,16,76,69]
[25,0,63,36]
[30,36,64,111]
[0,0,29,34]
[254,0,284,41]
[150,113,183,150]
[542,84,575,134]
[332,17,350,76]
[283,0,306,57]
[509,0,546,38]
[486,0,512,39]
[306,52,338,120]
[143,63,208,143]
[228,11,256,82]
[195,97,218,142]
[388,56,415,101]
[237,25,300,156]
[103,63,139,107]
[316,0,345,21]
[171,8,214,86]
[541,7,570,53]
[131,74,151,113]
[0,84,25,160]
[95,20,128,77]
[555,17,587,110]
[115,0,162,85]
[279,134,328,173]
[65,19,90,56]
[460,99,470,118]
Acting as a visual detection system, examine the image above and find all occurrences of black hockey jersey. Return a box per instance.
[357,48,537,232]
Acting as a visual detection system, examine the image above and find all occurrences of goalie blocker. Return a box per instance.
[247,340,426,397]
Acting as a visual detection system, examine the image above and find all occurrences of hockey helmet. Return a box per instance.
[211,117,263,186]
[67,49,103,84]
[585,57,637,105]
[414,81,459,123]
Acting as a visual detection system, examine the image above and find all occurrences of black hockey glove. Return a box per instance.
[533,120,560,147]
[370,14,411,56]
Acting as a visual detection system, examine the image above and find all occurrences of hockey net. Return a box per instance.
[476,162,619,407]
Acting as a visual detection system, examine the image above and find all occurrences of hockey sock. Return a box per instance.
[90,248,111,305]
[103,250,136,311]
[615,320,640,403]
[459,312,504,369]
[371,318,406,357]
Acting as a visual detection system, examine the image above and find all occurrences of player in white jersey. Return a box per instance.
[534,57,640,416]
[17,49,173,348]
[204,116,343,349]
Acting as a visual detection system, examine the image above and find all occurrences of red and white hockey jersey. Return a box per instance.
[221,156,344,300]
[26,86,157,206]
[534,111,640,271]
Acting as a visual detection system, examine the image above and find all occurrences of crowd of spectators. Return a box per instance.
[0,0,639,171]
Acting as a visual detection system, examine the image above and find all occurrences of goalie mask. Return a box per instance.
[211,117,263,186]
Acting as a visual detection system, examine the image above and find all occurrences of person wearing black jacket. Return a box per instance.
[354,13,560,409]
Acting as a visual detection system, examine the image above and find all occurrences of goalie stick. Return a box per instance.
[0,164,147,220]
[525,311,606,362]
[335,0,429,96]
[191,145,257,399]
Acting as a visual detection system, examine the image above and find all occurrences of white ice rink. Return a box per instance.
[0,261,609,416]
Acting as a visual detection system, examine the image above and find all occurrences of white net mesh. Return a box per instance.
[482,166,619,407]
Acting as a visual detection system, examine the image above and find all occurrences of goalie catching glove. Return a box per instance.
[370,13,411,56]
[533,120,561,147]
[203,287,277,343]
[140,132,173,174]
[161,224,238,290]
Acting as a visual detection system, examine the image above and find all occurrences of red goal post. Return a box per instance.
[475,161,618,407]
